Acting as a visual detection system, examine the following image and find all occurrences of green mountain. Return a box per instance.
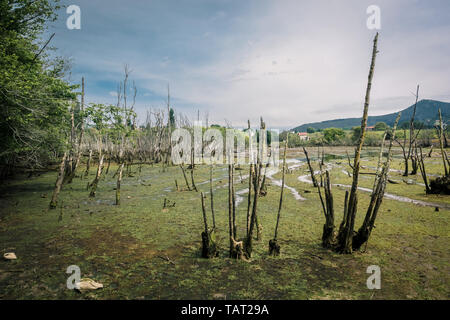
[292,99,450,132]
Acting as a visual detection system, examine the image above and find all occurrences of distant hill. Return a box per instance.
[292,99,450,132]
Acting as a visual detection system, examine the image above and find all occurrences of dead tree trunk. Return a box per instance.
[303,147,318,187]
[228,164,243,259]
[89,153,104,198]
[417,146,431,194]
[336,32,379,254]
[409,85,420,175]
[316,170,335,248]
[49,152,67,209]
[269,138,287,256]
[244,118,265,258]
[438,109,449,176]
[246,164,253,236]
[428,146,433,157]
[210,165,216,229]
[255,118,266,240]
[85,149,92,177]
[180,164,191,191]
[231,164,237,240]
[105,154,111,175]
[259,161,270,196]
[190,146,198,192]
[115,162,125,205]
[352,113,400,251]
[318,149,324,187]
[246,120,253,236]
[200,192,217,258]
[66,77,85,184]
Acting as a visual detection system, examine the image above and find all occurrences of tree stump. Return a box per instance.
[201,229,218,258]
[230,238,245,260]
[268,239,280,256]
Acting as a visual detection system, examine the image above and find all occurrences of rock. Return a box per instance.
[212,293,226,300]
[76,278,103,291]
[3,252,17,260]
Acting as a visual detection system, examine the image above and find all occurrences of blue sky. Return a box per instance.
[46,0,450,128]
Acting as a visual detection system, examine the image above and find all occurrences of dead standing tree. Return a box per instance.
[437,109,449,177]
[113,66,137,204]
[336,32,379,254]
[65,77,86,184]
[50,77,87,208]
[165,84,172,167]
[352,113,401,250]
[417,146,431,194]
[244,117,267,258]
[427,109,450,194]
[269,137,288,256]
[246,120,254,236]
[190,145,198,192]
[316,171,336,248]
[395,85,421,176]
[49,152,67,209]
[200,192,218,258]
[88,136,104,197]
[228,163,244,259]
[303,147,318,187]
[209,165,216,229]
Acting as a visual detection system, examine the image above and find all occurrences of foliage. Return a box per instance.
[322,128,345,144]
[351,127,361,143]
[0,0,75,171]
[169,108,175,128]
[374,122,388,131]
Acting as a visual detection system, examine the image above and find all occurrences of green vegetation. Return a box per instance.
[323,128,345,144]
[0,0,76,175]
[374,122,389,131]
[0,148,448,299]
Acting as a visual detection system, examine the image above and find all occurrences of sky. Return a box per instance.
[46,0,450,129]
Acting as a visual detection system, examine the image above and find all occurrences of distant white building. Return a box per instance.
[297,132,309,141]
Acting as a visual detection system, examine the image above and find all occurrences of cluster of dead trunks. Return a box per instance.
[309,33,448,253]
[394,85,450,195]
[309,111,401,253]
[49,70,175,210]
[417,108,450,195]
[312,34,399,253]
[199,119,289,259]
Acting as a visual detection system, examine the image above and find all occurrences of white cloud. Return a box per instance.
[57,0,450,128]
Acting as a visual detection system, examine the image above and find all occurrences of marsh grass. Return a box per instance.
[0,147,448,299]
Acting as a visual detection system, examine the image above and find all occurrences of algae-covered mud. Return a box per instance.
[1,147,448,299]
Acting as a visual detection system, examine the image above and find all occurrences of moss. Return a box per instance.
[0,149,448,299]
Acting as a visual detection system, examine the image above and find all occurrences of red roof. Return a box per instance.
[298,132,308,136]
